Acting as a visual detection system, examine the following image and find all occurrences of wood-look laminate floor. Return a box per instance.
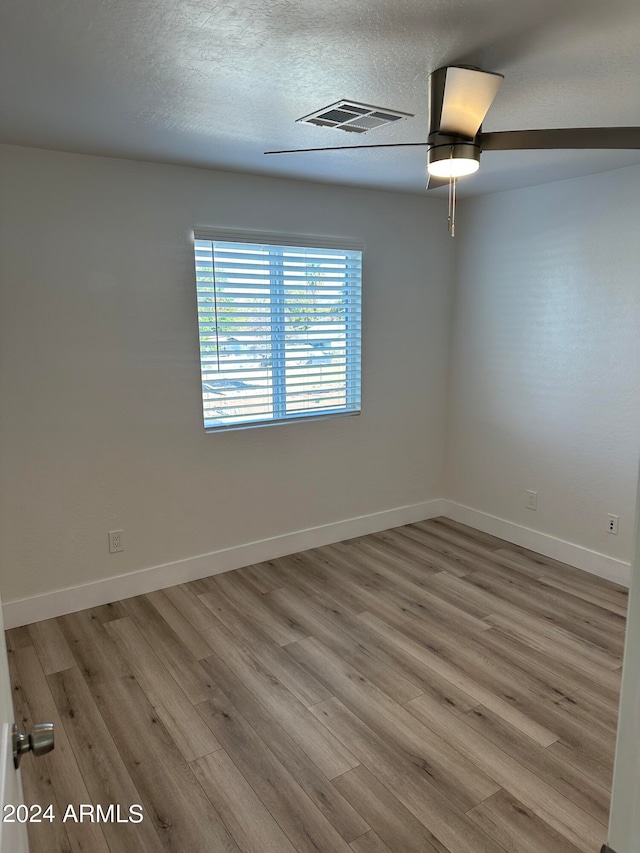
[6,517,627,853]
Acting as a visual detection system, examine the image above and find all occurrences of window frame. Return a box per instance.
[193,227,363,433]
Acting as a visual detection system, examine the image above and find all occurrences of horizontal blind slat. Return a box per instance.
[204,400,356,419]
[204,409,360,431]
[197,298,358,306]
[203,254,362,265]
[201,361,358,382]
[203,385,352,405]
[194,229,363,251]
[200,359,357,372]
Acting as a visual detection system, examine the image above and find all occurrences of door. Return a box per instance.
[607,466,640,853]
[0,598,29,853]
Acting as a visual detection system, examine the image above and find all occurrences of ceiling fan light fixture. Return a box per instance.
[427,157,480,178]
[427,142,481,178]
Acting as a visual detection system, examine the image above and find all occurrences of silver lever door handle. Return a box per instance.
[12,723,54,769]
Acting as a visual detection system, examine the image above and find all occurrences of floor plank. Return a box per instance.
[483,612,621,672]
[5,625,33,651]
[405,692,607,852]
[333,764,450,853]
[192,748,298,853]
[58,610,130,686]
[162,583,222,630]
[320,542,491,634]
[235,560,287,594]
[467,789,584,853]
[198,584,332,706]
[273,550,369,613]
[28,618,76,675]
[375,525,474,577]
[264,587,424,705]
[86,601,128,624]
[10,647,111,853]
[461,704,611,825]
[495,547,628,599]
[287,635,500,812]
[359,611,559,746]
[120,594,219,703]
[350,830,395,853]
[555,689,619,736]
[8,649,78,853]
[429,571,624,655]
[302,591,481,714]
[202,621,359,779]
[48,666,166,852]
[397,609,574,708]
[476,624,622,709]
[199,650,370,843]
[212,572,310,646]
[105,616,221,762]
[145,589,213,659]
[310,696,503,853]
[196,689,355,853]
[91,673,239,852]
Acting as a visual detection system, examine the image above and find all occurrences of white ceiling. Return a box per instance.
[2,0,640,196]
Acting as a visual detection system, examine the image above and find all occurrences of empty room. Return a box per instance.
[1,0,640,851]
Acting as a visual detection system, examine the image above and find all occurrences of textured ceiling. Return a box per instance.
[2,0,640,196]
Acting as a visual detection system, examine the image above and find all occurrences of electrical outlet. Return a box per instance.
[525,490,538,511]
[108,530,124,553]
[607,514,619,535]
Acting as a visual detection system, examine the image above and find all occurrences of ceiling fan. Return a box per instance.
[265,66,640,231]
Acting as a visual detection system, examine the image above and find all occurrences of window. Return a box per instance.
[194,229,362,431]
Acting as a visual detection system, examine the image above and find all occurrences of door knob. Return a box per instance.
[12,723,54,769]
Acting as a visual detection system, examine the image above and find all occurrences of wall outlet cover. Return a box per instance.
[108,530,124,553]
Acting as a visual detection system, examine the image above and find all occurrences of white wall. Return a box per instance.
[446,166,640,569]
[0,145,453,607]
[3,143,638,618]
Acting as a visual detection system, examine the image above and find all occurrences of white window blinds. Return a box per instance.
[194,231,362,431]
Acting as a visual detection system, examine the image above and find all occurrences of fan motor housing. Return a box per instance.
[427,134,481,172]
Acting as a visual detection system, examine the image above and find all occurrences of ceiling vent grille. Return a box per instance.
[297,100,413,134]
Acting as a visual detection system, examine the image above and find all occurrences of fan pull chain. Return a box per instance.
[447,147,457,236]
[447,175,458,237]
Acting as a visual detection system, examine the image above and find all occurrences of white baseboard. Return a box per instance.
[4,496,629,628]
[2,499,445,629]
[443,500,631,587]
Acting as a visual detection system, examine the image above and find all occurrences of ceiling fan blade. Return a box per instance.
[264,142,429,155]
[430,66,504,140]
[426,174,450,190]
[481,127,640,151]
